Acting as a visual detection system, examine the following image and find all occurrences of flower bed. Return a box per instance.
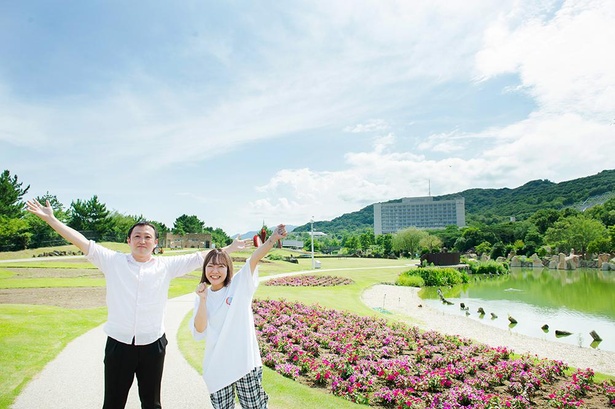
[253,299,614,408]
[264,275,354,287]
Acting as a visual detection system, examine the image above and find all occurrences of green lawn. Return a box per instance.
[0,247,416,409]
[0,304,106,408]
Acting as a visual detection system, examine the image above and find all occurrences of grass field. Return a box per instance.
[0,244,415,409]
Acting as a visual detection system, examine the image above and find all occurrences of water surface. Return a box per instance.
[420,268,615,352]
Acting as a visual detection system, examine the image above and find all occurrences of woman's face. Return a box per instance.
[205,262,228,291]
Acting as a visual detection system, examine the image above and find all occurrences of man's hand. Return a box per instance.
[225,235,254,253]
[25,199,55,221]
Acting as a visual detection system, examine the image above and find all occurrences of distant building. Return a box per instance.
[162,233,212,249]
[281,239,304,250]
[374,196,465,235]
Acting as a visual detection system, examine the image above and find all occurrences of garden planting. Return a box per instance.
[264,274,354,287]
[253,298,614,408]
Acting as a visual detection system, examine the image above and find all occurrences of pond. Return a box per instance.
[419,267,615,353]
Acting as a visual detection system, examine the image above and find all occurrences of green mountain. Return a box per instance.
[292,169,615,235]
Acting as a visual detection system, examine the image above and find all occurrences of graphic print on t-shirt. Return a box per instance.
[225,296,233,305]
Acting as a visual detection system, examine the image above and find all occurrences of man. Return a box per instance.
[26,199,247,409]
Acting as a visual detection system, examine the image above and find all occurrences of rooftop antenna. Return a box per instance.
[428,179,431,196]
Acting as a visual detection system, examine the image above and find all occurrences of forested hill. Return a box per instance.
[292,169,615,235]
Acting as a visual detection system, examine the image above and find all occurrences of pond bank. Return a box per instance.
[361,284,615,376]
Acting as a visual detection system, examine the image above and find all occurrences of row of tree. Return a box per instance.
[0,170,233,251]
[295,199,615,260]
[2,169,614,259]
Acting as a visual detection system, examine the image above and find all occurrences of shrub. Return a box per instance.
[466,260,509,275]
[396,274,425,287]
[397,267,469,287]
[266,253,284,261]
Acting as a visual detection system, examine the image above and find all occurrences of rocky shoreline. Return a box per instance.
[361,284,615,376]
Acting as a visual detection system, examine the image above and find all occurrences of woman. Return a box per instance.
[191,224,287,409]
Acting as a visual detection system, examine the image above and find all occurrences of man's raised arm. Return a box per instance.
[26,199,90,254]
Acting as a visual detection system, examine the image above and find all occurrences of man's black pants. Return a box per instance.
[102,334,168,409]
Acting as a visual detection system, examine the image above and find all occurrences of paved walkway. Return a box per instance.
[11,294,212,409]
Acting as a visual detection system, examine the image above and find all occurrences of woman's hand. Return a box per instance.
[195,282,208,300]
[271,224,287,241]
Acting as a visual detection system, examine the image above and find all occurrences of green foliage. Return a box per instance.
[475,241,492,256]
[0,170,31,251]
[266,253,284,261]
[358,228,375,251]
[490,242,507,259]
[395,274,425,287]
[68,195,113,240]
[544,215,608,258]
[290,170,615,236]
[105,212,140,242]
[419,234,443,253]
[205,226,231,247]
[465,260,509,275]
[0,170,29,219]
[392,227,428,256]
[0,216,30,251]
[398,267,469,287]
[587,237,612,255]
[172,214,205,234]
[529,208,562,234]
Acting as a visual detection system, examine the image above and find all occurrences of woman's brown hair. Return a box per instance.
[200,249,234,287]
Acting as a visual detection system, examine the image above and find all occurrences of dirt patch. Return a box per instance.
[2,267,103,279]
[0,287,106,309]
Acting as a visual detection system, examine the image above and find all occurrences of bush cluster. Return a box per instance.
[396,267,469,287]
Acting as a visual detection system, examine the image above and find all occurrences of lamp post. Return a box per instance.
[311,216,315,269]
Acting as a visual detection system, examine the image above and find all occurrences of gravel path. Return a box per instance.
[361,284,615,376]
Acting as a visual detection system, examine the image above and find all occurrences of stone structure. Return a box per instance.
[548,252,580,270]
[163,233,212,249]
[510,254,545,268]
[598,253,615,271]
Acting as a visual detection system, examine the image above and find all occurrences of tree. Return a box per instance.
[475,241,492,257]
[0,170,29,219]
[544,215,608,258]
[0,216,30,251]
[172,214,205,235]
[106,212,141,242]
[204,226,231,248]
[587,237,612,256]
[375,234,393,256]
[584,197,615,227]
[342,235,359,255]
[359,229,375,253]
[432,225,462,250]
[529,209,561,234]
[419,234,443,253]
[392,227,428,257]
[68,195,113,240]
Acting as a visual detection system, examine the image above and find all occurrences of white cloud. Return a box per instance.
[344,119,390,133]
[3,0,614,236]
[476,0,615,120]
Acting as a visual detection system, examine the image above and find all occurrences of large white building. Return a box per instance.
[374,196,465,235]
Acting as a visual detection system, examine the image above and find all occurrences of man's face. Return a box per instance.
[127,225,158,259]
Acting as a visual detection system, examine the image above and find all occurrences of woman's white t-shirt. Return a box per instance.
[191,259,262,393]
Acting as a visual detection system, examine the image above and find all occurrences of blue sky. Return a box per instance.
[2,0,614,235]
